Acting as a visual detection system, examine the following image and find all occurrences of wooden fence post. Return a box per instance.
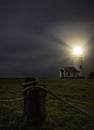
[22,78,47,129]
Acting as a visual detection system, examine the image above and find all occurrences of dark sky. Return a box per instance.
[0,0,94,77]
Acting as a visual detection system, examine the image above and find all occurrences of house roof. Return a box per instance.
[61,66,80,73]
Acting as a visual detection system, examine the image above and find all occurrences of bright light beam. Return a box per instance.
[73,47,83,56]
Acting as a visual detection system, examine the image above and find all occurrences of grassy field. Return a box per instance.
[0,78,94,130]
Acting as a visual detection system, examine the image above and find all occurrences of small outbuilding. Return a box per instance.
[60,66,80,78]
[88,72,94,79]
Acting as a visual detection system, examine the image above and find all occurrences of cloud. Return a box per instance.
[0,0,94,77]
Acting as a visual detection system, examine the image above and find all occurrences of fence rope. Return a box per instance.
[22,86,94,119]
[0,85,94,119]
[0,98,23,102]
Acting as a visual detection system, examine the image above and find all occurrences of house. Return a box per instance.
[60,66,80,78]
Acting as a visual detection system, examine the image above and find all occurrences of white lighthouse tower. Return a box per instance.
[73,47,84,77]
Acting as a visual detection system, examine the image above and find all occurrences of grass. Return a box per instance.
[0,78,94,130]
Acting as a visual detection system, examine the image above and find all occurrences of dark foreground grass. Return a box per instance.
[0,78,94,130]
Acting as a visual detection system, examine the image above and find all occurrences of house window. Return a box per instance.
[65,73,67,77]
[73,72,75,77]
[68,72,70,77]
[76,73,78,77]
[71,73,73,77]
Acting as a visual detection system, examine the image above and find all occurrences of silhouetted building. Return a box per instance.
[60,66,80,78]
[88,72,94,78]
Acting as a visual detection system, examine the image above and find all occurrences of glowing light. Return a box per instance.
[73,47,83,56]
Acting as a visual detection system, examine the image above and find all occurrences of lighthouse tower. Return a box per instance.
[73,47,84,77]
[74,56,83,76]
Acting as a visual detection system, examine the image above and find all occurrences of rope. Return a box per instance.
[0,98,23,102]
[22,81,37,86]
[0,85,94,119]
[0,81,36,102]
[22,86,94,119]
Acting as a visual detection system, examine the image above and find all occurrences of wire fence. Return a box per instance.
[0,85,94,119]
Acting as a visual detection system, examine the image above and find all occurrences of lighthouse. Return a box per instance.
[73,47,84,77]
